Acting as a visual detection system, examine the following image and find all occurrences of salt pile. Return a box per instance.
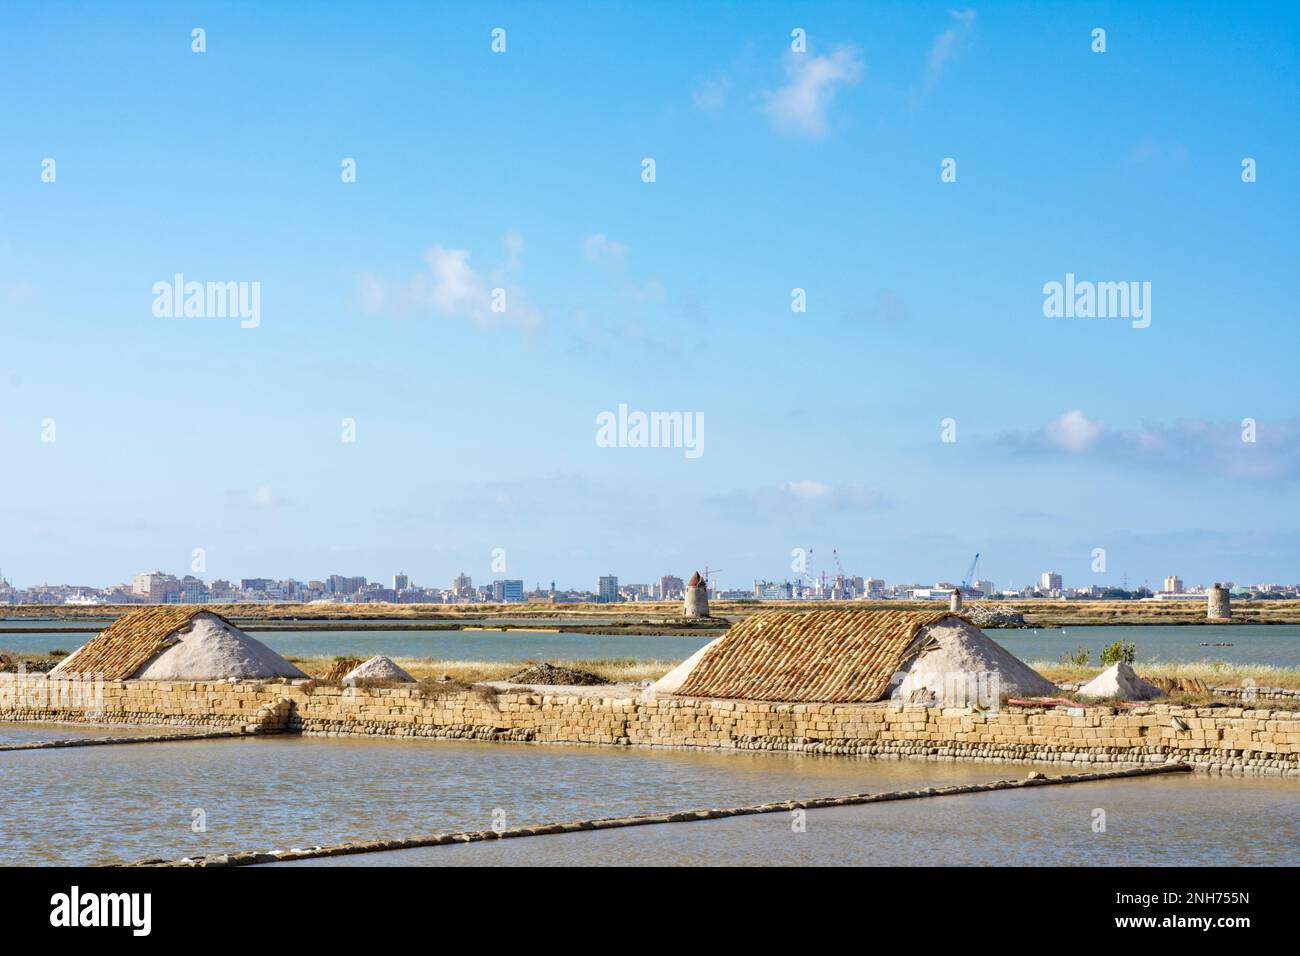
[342,655,416,684]
[648,636,724,697]
[1077,662,1164,701]
[134,613,307,680]
[892,618,1057,704]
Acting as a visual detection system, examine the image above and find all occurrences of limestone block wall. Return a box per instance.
[2,674,1297,775]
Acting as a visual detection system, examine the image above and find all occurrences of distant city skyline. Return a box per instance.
[1,560,1294,601]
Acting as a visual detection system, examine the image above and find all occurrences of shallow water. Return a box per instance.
[281,774,1300,867]
[0,722,172,746]
[4,623,1296,668]
[0,627,710,663]
[5,731,1297,866]
[0,734,1056,865]
[994,623,1300,669]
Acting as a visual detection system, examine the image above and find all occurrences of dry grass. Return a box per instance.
[286,656,676,685]
[11,598,1300,626]
[1031,660,1300,690]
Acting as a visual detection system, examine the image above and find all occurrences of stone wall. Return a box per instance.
[2,675,1297,776]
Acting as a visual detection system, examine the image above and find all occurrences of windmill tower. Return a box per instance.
[684,570,710,618]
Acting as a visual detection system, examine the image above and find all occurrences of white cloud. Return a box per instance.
[692,75,729,111]
[925,9,976,85]
[358,273,385,312]
[1003,414,1300,483]
[783,479,834,499]
[502,231,524,272]
[582,233,629,264]
[763,46,863,138]
[1129,137,1189,165]
[422,245,487,317]
[1045,409,1103,453]
[361,236,542,328]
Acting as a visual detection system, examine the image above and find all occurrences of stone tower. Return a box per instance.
[1207,583,1232,620]
[684,571,710,619]
[949,588,963,612]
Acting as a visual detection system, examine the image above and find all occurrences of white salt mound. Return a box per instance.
[342,655,416,684]
[1078,661,1164,701]
[645,636,724,699]
[892,618,1057,704]
[134,613,308,680]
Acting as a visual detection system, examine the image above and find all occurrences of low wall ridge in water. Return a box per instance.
[1,675,1297,777]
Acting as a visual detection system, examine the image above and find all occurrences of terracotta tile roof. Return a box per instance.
[52,607,231,680]
[671,608,959,703]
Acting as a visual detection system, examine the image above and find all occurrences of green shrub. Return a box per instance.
[1059,646,1091,667]
[1099,640,1136,666]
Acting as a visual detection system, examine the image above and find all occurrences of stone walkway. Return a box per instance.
[0,729,246,752]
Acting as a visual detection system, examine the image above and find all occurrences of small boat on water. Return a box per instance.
[1199,642,1234,647]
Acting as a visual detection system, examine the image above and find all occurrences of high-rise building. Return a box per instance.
[393,572,409,591]
[491,579,524,602]
[1040,572,1063,592]
[451,573,473,599]
[659,575,684,600]
[132,570,179,603]
[597,575,619,603]
[1163,575,1184,594]
[326,575,367,596]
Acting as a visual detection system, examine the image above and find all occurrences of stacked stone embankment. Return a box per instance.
[2,675,1297,776]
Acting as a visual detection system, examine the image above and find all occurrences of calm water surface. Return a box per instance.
[995,624,1300,668]
[3,623,1297,667]
[1,735,1062,866]
[0,627,709,662]
[0,722,175,745]
[5,731,1297,866]
[286,774,1300,867]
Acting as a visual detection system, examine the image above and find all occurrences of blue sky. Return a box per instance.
[1,1,1297,592]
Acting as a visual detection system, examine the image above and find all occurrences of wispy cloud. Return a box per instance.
[360,234,542,329]
[927,9,976,82]
[763,46,864,138]
[841,289,912,328]
[1044,409,1103,454]
[782,479,833,500]
[691,75,730,112]
[779,480,888,509]
[707,480,889,525]
[1129,137,1189,165]
[420,246,489,317]
[582,233,629,264]
[1000,412,1300,483]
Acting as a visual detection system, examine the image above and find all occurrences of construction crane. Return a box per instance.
[961,553,981,592]
[832,548,846,578]
[702,566,724,594]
